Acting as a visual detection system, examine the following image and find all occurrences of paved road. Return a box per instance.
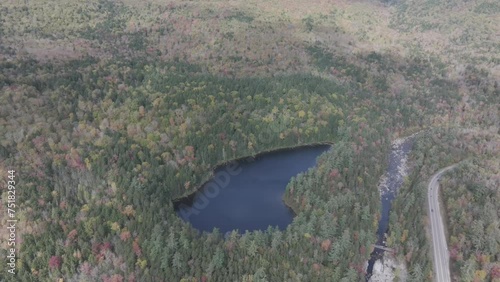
[428,165,456,282]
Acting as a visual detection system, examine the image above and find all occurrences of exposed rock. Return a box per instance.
[369,255,407,282]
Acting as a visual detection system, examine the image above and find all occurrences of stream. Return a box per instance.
[174,135,414,280]
[366,137,414,281]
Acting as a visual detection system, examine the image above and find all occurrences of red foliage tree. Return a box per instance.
[329,169,339,179]
[132,238,142,257]
[321,239,331,251]
[102,274,124,282]
[67,229,78,242]
[491,265,500,279]
[120,230,131,242]
[101,242,112,253]
[49,256,62,270]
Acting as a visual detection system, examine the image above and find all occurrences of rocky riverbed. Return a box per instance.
[369,255,407,282]
[366,135,415,280]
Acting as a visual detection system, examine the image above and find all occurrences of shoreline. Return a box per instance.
[171,141,334,203]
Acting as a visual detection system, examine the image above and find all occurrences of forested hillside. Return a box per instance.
[0,0,498,281]
[0,46,401,281]
[387,128,499,281]
[442,159,500,281]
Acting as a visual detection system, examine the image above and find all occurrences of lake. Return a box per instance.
[174,145,331,233]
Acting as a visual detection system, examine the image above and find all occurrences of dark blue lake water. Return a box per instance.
[174,145,331,233]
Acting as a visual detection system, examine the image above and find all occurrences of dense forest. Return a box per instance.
[0,0,498,281]
[387,128,499,281]
[0,51,397,281]
[442,159,499,281]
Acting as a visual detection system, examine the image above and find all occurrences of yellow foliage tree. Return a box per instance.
[401,229,408,243]
[123,205,136,217]
[474,270,487,281]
